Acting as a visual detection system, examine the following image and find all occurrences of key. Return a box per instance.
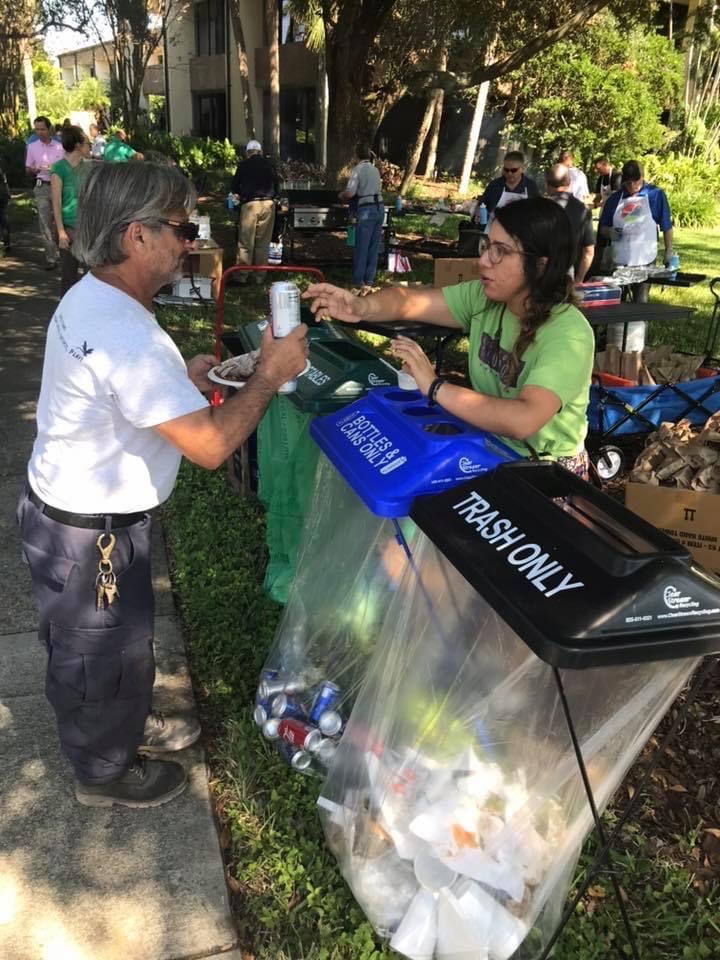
[103,578,119,606]
[96,575,106,610]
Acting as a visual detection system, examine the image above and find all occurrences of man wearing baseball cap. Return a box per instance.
[229,139,280,280]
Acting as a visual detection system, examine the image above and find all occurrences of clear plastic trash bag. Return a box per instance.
[256,455,419,774]
[318,531,698,958]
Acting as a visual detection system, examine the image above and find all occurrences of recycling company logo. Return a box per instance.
[459,457,482,475]
[663,585,697,611]
[368,373,390,386]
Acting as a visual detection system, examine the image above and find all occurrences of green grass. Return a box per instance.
[647,227,720,354]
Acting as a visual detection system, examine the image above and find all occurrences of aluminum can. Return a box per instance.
[262,717,281,740]
[278,718,322,752]
[309,681,340,724]
[318,710,343,737]
[258,676,307,701]
[253,704,268,727]
[270,281,301,337]
[270,281,301,394]
[260,668,279,682]
[271,694,307,720]
[278,741,312,771]
[312,738,338,766]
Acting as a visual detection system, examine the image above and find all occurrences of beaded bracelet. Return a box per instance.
[427,377,446,406]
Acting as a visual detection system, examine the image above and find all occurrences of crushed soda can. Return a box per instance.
[309,681,340,724]
[271,694,307,720]
[312,738,338,767]
[278,718,322,752]
[258,675,308,701]
[277,741,312,771]
[253,704,268,727]
[318,710,343,737]
[262,717,281,740]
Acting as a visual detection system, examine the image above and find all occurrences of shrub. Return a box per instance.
[642,153,720,228]
[132,130,239,178]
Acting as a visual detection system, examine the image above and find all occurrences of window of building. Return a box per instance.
[194,92,226,139]
[195,0,226,56]
[264,87,316,161]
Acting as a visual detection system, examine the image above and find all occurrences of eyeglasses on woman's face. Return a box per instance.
[480,238,536,265]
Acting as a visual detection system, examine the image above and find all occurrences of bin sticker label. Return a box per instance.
[304,365,332,386]
[368,373,392,386]
[452,490,585,599]
[339,414,404,472]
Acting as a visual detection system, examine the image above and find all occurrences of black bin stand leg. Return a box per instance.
[536,668,641,960]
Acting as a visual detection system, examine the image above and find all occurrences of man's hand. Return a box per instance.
[187,354,217,393]
[58,228,71,251]
[256,324,308,389]
[302,283,369,324]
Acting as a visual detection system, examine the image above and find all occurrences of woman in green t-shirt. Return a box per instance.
[51,125,91,295]
[303,196,595,475]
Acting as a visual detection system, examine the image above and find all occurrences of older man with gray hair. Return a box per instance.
[17,162,307,808]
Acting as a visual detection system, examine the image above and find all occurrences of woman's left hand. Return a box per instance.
[389,336,436,395]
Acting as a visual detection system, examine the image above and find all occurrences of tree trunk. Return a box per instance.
[22,49,36,122]
[458,80,491,195]
[264,0,280,158]
[322,0,396,186]
[228,0,255,139]
[398,97,436,196]
[422,89,444,179]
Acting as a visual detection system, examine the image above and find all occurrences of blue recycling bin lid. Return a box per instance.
[309,387,521,517]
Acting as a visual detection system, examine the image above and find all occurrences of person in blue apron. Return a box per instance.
[599,160,674,303]
[340,143,385,290]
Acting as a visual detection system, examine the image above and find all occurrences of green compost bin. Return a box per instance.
[256,332,398,604]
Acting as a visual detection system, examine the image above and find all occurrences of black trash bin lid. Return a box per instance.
[410,461,720,669]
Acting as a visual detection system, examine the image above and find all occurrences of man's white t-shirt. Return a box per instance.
[28,273,208,513]
[568,167,590,202]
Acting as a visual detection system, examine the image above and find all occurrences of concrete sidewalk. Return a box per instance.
[0,234,239,960]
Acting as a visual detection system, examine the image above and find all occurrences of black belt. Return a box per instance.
[27,487,145,529]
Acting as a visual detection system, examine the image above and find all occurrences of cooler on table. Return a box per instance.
[254,388,520,770]
[227,316,401,604]
[317,461,720,959]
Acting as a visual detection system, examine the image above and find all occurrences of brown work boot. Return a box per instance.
[75,757,187,808]
[139,710,201,754]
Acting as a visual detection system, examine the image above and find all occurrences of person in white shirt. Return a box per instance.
[18,162,308,808]
[558,150,590,203]
[340,143,385,290]
[89,122,106,159]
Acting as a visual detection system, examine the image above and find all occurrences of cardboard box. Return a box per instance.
[186,242,224,297]
[625,482,720,575]
[434,258,483,288]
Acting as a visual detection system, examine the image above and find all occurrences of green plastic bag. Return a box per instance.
[257,395,322,604]
[346,224,356,247]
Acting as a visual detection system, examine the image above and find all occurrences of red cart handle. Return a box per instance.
[212,264,326,406]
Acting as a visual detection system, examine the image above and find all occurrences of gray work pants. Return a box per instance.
[34,182,57,265]
[17,488,155,784]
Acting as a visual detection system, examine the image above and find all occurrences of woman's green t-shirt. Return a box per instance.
[442,281,594,459]
[50,158,85,228]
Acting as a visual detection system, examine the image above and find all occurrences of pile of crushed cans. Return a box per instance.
[253,669,343,773]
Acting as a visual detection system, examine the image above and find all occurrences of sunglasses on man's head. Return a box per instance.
[156,218,199,242]
[503,166,521,174]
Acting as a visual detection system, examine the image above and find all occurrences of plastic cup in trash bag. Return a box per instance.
[414,850,457,893]
[389,888,438,960]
